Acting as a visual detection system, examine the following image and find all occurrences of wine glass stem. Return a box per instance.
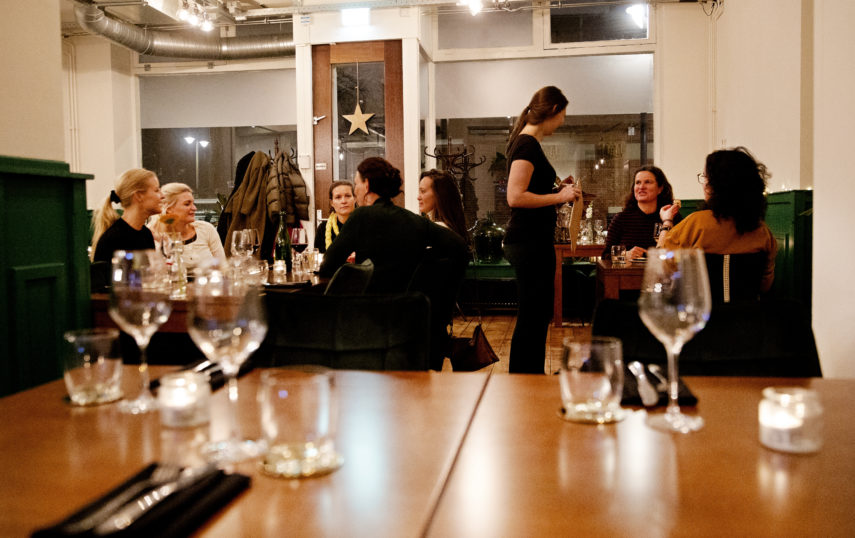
[665,346,682,415]
[225,373,242,444]
[137,343,152,398]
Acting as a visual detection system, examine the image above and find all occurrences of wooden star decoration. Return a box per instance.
[343,102,375,135]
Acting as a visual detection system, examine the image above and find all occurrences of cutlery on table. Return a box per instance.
[62,464,182,534]
[93,464,218,535]
[628,361,659,407]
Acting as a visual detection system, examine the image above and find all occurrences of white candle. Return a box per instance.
[758,387,822,454]
[158,372,211,428]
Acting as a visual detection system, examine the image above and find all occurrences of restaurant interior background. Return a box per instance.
[0,0,853,379]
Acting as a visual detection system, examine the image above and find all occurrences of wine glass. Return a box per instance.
[653,223,663,243]
[109,250,172,414]
[188,260,268,462]
[247,228,260,257]
[230,229,252,260]
[290,227,308,254]
[638,248,711,433]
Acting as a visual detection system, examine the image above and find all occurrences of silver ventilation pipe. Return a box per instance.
[73,2,295,60]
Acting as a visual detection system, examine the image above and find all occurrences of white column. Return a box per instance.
[402,37,421,212]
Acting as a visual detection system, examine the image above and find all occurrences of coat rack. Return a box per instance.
[424,141,487,229]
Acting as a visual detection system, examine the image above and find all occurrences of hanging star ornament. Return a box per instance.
[343,101,374,135]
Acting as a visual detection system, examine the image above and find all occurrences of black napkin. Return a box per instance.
[621,363,698,407]
[150,358,255,392]
[33,463,250,538]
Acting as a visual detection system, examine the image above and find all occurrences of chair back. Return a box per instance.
[592,298,821,377]
[407,253,467,370]
[705,252,766,303]
[90,260,111,293]
[259,291,430,371]
[324,259,374,295]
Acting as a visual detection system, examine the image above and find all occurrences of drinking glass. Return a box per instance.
[291,227,308,254]
[653,223,663,243]
[109,250,172,414]
[188,260,268,462]
[63,328,123,406]
[259,367,343,478]
[638,249,711,433]
[230,229,252,259]
[558,337,625,424]
[247,228,260,257]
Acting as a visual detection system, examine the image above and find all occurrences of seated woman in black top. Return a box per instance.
[315,180,356,253]
[319,157,469,294]
[603,165,681,262]
[90,168,164,263]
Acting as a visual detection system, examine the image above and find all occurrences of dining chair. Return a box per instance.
[705,252,767,304]
[592,298,822,377]
[90,260,111,293]
[323,259,374,295]
[258,290,431,371]
[407,254,467,371]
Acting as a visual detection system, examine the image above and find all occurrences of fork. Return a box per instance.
[62,464,182,534]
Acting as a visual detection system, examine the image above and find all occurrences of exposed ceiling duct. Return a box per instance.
[73,1,295,60]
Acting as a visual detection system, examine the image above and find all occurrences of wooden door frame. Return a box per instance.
[312,40,403,217]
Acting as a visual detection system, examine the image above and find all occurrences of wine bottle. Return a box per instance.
[273,210,292,272]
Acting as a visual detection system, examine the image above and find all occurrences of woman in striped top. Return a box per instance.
[602,165,681,261]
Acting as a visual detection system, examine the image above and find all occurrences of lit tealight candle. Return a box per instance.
[758,387,822,454]
[158,372,211,428]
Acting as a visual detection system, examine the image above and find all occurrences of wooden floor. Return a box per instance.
[445,314,592,374]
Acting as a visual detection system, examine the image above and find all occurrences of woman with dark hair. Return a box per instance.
[319,157,469,295]
[602,165,682,261]
[503,86,581,374]
[314,180,356,253]
[659,146,777,291]
[418,169,471,247]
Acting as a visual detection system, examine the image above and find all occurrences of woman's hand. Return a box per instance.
[659,202,681,223]
[556,184,581,204]
[626,246,646,261]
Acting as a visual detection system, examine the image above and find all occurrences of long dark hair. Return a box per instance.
[357,157,402,199]
[623,165,676,211]
[702,146,769,234]
[506,86,569,154]
[419,169,471,246]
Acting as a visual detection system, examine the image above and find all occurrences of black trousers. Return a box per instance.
[504,241,555,374]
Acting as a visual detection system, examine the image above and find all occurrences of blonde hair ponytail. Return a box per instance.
[89,168,157,261]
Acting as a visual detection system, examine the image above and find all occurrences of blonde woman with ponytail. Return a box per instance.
[91,168,164,262]
[503,86,581,374]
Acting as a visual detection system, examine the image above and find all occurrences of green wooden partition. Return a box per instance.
[0,156,93,396]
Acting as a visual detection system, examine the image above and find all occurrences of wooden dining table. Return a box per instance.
[554,243,604,326]
[2,368,854,537]
[0,366,490,537]
[427,375,855,537]
[596,257,646,300]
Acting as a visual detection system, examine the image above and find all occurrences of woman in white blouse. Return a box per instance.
[149,182,225,270]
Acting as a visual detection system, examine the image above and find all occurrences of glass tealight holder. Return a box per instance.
[758,387,823,454]
[158,372,211,428]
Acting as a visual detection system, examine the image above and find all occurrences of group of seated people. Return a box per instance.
[90,145,778,371]
[603,146,777,296]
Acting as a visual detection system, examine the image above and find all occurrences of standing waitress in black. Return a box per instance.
[504,86,580,374]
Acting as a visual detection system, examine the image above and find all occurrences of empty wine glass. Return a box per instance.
[230,229,252,260]
[638,248,711,433]
[109,250,172,414]
[188,260,268,462]
[246,228,260,257]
